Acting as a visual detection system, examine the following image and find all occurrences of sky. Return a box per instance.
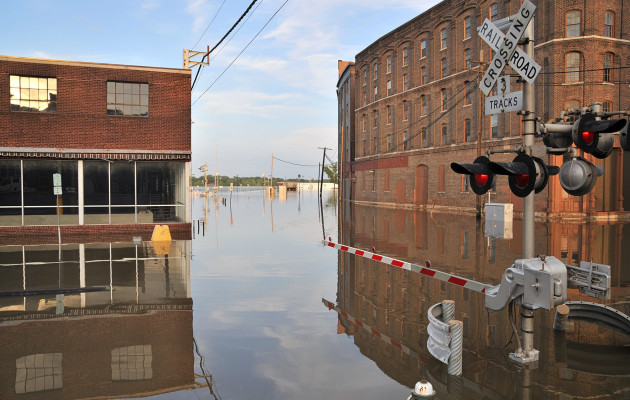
[2,0,442,179]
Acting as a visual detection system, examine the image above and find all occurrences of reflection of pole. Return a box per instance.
[521,365,532,400]
[318,147,330,198]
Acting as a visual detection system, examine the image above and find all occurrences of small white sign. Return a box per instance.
[485,91,523,115]
[479,0,536,96]
[54,186,62,195]
[53,173,62,187]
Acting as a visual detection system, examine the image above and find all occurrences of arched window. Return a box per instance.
[421,127,427,148]
[565,52,580,82]
[465,49,472,69]
[421,95,427,116]
[441,124,448,145]
[421,66,427,85]
[441,28,447,49]
[441,58,448,78]
[489,3,498,21]
[441,89,447,111]
[464,119,471,142]
[566,11,581,37]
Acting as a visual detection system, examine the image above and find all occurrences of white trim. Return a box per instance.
[78,160,84,225]
[535,35,630,49]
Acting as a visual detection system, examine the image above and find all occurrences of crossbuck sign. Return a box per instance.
[478,0,540,96]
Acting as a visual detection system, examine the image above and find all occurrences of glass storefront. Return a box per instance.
[0,159,188,226]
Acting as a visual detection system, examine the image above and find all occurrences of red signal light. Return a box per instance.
[474,174,488,186]
[582,131,595,146]
[515,174,530,188]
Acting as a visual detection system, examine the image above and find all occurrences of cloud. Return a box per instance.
[195,89,308,118]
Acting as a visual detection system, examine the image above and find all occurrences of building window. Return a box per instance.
[604,53,613,82]
[566,11,581,37]
[374,135,379,154]
[465,118,471,142]
[387,80,392,96]
[363,91,367,105]
[421,95,427,116]
[107,82,148,116]
[374,86,378,100]
[421,39,427,58]
[602,101,612,112]
[373,63,378,79]
[490,3,498,21]
[403,47,408,66]
[465,49,472,69]
[438,165,445,192]
[441,89,447,111]
[362,114,367,131]
[565,52,581,82]
[462,175,469,192]
[604,11,614,37]
[441,124,448,145]
[421,67,427,85]
[387,134,393,152]
[10,75,57,113]
[403,74,408,91]
[465,81,473,105]
[387,105,392,124]
[491,114,498,138]
[464,16,472,39]
[403,131,410,150]
[387,56,392,73]
[421,128,427,148]
[403,101,409,120]
[441,58,448,78]
[363,139,368,156]
[363,69,367,85]
[441,28,447,50]
[373,110,378,127]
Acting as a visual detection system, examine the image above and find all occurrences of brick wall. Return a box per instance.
[0,57,191,153]
[0,223,192,246]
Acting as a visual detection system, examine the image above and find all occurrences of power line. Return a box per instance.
[191,0,228,50]
[192,0,289,105]
[272,156,319,167]
[191,0,261,91]
[209,0,265,62]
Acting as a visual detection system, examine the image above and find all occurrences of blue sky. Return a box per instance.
[3,0,441,179]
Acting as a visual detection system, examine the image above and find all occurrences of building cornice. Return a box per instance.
[0,55,191,75]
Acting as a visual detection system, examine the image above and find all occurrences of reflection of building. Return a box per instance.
[0,240,196,399]
[338,0,630,220]
[0,56,191,239]
[333,204,630,398]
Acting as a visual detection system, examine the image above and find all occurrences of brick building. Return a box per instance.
[0,55,192,238]
[338,0,630,221]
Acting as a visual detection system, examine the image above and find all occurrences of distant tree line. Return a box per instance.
[190,174,335,187]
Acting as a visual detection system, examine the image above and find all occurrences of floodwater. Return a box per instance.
[0,187,629,399]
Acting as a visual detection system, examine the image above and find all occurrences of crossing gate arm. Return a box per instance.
[324,240,492,294]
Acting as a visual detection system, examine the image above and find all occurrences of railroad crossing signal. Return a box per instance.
[452,154,557,198]
[450,156,495,195]
[572,113,627,159]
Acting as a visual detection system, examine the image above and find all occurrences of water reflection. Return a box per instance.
[335,201,630,399]
[0,240,197,399]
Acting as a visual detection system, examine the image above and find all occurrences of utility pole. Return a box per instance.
[318,147,331,199]
[183,46,210,69]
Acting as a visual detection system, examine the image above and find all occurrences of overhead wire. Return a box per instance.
[191,0,228,50]
[209,0,266,62]
[191,0,261,91]
[192,0,289,105]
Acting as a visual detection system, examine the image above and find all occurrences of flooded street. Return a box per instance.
[1,188,629,399]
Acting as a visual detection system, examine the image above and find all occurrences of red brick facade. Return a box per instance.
[340,0,630,221]
[1,56,191,153]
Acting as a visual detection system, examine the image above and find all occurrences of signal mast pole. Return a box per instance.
[518,17,537,364]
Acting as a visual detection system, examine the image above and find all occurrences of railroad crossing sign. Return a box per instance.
[478,0,539,96]
[485,75,523,115]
